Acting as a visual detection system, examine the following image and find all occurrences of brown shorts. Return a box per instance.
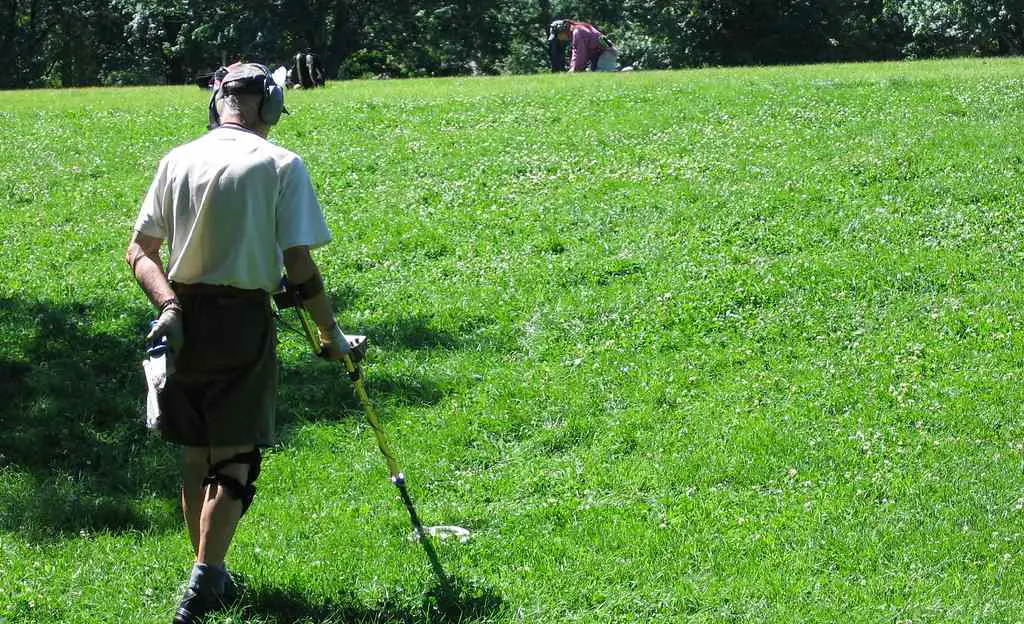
[157,283,277,447]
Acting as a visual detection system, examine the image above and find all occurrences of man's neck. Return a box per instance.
[218,117,268,138]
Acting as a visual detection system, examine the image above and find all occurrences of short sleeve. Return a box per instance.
[277,156,332,251]
[134,159,169,238]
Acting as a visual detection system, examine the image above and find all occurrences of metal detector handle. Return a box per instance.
[290,301,395,477]
[146,338,170,358]
[277,276,330,357]
[277,276,366,361]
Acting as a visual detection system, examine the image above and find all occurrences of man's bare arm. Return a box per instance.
[282,245,336,337]
[125,231,177,309]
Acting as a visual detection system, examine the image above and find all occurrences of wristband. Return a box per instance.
[159,298,182,313]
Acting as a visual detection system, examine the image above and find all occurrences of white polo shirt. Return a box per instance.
[134,126,331,293]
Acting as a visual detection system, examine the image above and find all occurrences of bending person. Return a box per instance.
[548,19,618,72]
[307,49,326,87]
[294,51,311,87]
[125,62,356,624]
[293,49,326,88]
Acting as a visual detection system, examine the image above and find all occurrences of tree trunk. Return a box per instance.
[326,2,359,78]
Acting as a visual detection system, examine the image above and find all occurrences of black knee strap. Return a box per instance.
[203,449,262,515]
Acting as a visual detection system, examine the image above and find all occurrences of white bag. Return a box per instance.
[142,343,174,430]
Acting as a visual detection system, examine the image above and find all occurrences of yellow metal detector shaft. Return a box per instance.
[288,303,398,472]
[341,357,401,481]
[289,303,453,593]
[291,306,401,479]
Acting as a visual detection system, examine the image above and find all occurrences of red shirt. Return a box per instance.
[570,23,610,72]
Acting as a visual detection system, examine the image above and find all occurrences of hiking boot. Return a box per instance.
[172,564,228,624]
[222,568,245,604]
[173,585,220,623]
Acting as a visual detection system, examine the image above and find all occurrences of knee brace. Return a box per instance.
[203,449,262,516]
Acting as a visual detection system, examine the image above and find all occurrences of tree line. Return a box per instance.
[2,0,1023,89]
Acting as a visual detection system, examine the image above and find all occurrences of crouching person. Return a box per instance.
[548,19,618,72]
[125,63,355,623]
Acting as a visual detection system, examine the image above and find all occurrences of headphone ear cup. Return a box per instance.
[208,91,221,129]
[260,79,284,126]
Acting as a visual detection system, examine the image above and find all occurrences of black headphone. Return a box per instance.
[207,63,286,130]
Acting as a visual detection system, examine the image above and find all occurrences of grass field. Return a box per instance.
[2,58,1024,623]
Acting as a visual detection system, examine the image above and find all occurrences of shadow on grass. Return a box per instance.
[365,315,516,354]
[0,297,180,536]
[273,309,497,431]
[277,355,449,419]
[0,296,481,538]
[240,576,504,624]
[301,289,510,353]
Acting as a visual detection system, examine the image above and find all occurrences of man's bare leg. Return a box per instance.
[196,444,254,568]
[181,447,209,556]
[174,444,255,623]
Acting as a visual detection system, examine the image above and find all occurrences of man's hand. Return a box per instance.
[147,302,184,352]
[319,324,366,363]
[283,246,366,362]
[319,323,350,361]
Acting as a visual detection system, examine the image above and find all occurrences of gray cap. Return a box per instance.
[218,63,273,94]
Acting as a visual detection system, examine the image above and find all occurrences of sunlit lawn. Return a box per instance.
[2,58,1024,622]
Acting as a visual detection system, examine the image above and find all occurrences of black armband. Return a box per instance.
[273,273,325,310]
[291,272,324,301]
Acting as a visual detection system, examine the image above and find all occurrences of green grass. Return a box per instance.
[3,57,1024,622]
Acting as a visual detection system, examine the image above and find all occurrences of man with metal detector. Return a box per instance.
[125,62,359,624]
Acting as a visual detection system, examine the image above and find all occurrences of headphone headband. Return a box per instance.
[221,79,267,95]
[208,62,285,129]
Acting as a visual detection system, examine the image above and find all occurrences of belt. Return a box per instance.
[171,282,268,301]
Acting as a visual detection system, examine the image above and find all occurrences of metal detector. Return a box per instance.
[273,280,465,593]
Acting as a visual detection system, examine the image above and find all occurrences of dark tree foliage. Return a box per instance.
[659,0,908,66]
[899,0,1024,56]
[0,0,1007,88]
